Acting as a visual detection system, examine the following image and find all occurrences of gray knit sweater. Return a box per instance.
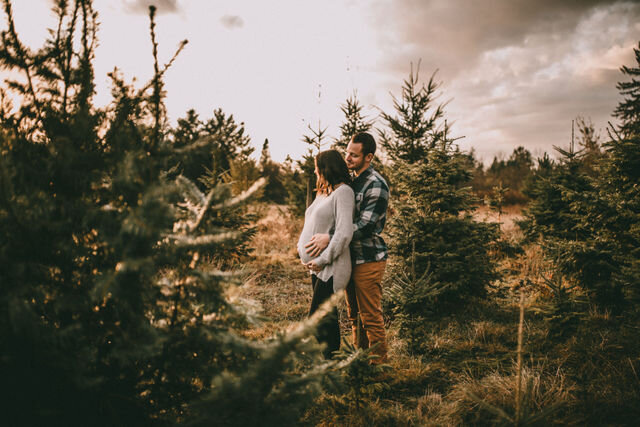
[297,184,355,292]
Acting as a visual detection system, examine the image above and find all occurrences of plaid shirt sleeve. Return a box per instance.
[353,179,389,240]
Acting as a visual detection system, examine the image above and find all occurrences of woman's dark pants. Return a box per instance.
[309,275,340,359]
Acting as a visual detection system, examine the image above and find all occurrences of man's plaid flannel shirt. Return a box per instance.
[350,165,389,265]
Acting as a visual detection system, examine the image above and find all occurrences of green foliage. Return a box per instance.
[380,64,500,311]
[330,338,391,411]
[388,141,500,306]
[0,2,338,424]
[285,122,326,216]
[259,138,288,204]
[379,61,445,163]
[518,48,640,309]
[518,138,622,306]
[168,108,261,266]
[531,274,587,340]
[386,257,449,354]
[185,295,345,427]
[169,107,255,186]
[488,181,509,221]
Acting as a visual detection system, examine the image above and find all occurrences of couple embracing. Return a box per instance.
[297,132,389,363]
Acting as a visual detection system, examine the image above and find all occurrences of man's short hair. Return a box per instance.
[351,132,376,156]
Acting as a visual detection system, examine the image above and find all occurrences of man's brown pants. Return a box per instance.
[345,260,387,362]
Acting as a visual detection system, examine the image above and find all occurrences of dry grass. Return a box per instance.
[236,203,640,425]
[236,204,310,338]
[418,365,579,425]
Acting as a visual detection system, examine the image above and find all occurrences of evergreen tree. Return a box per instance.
[382,65,500,310]
[379,61,445,164]
[388,141,500,307]
[519,42,640,308]
[286,122,327,216]
[600,42,640,303]
[168,108,260,266]
[575,116,603,175]
[259,138,288,204]
[333,92,373,151]
[518,140,620,305]
[203,108,254,178]
[169,107,255,186]
[0,2,338,424]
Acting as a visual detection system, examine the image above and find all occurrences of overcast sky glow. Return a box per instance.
[2,0,639,164]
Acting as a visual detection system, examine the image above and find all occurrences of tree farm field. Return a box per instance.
[236,202,640,426]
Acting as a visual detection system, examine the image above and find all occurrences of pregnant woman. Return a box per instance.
[297,149,355,358]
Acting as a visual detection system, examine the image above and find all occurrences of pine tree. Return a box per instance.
[258,138,288,204]
[382,65,500,309]
[333,92,373,151]
[0,2,339,424]
[600,42,640,303]
[167,107,261,266]
[286,122,327,216]
[379,61,445,164]
[519,76,640,310]
[575,116,603,176]
[518,136,621,305]
[169,107,255,187]
[482,147,534,205]
[388,142,500,306]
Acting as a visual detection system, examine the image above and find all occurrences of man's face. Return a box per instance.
[345,141,370,174]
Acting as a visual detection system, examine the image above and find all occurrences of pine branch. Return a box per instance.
[1,0,43,123]
[209,177,266,212]
[148,5,161,148]
[163,231,243,248]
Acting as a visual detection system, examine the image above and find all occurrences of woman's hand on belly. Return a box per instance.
[304,260,323,272]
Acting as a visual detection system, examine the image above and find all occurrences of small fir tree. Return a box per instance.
[286,121,327,216]
[379,61,445,163]
[259,138,288,204]
[333,92,373,151]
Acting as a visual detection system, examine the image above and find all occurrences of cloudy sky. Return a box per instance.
[2,0,639,163]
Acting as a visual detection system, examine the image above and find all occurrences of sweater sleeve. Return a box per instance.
[314,186,355,267]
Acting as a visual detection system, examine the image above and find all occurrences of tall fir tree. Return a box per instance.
[600,42,640,303]
[379,61,445,164]
[383,65,500,315]
[519,44,640,309]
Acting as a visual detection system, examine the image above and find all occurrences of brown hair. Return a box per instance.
[351,132,376,156]
[315,149,351,195]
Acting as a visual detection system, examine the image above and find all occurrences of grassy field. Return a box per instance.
[237,204,640,426]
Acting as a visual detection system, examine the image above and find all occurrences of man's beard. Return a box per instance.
[348,159,365,173]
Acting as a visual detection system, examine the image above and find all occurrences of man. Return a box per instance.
[305,132,390,362]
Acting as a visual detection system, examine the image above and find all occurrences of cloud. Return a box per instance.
[369,0,640,162]
[220,15,244,29]
[124,0,179,14]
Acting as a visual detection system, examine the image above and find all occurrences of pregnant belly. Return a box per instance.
[297,242,315,264]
